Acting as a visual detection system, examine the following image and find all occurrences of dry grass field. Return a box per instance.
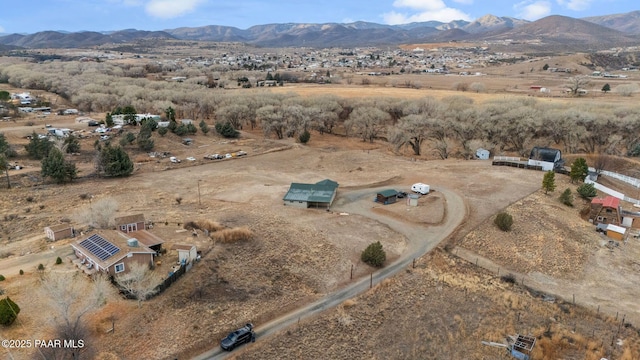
[1,53,640,359]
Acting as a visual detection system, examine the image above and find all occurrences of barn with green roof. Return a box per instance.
[283,179,339,209]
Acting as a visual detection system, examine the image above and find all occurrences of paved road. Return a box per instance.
[192,186,466,360]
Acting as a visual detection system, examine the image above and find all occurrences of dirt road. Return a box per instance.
[192,185,465,359]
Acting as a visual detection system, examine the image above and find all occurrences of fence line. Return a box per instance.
[493,156,521,162]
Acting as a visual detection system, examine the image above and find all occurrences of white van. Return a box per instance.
[411,183,430,195]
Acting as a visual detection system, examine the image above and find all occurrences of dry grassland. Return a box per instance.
[1,60,640,359]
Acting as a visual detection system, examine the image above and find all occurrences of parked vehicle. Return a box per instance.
[237,150,247,156]
[186,157,196,161]
[225,153,232,159]
[411,183,430,195]
[170,157,181,163]
[220,323,255,351]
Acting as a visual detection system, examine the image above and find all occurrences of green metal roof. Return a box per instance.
[377,189,398,197]
[283,179,338,203]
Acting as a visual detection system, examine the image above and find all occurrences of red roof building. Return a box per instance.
[589,196,622,226]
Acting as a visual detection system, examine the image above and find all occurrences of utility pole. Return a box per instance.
[197,180,201,206]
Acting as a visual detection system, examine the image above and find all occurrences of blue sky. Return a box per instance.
[0,0,637,34]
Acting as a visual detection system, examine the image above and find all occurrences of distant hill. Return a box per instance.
[2,10,640,49]
[462,14,529,34]
[482,15,638,46]
[0,30,176,49]
[583,10,640,34]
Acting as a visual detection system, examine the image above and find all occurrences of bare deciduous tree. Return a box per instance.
[388,114,431,155]
[257,105,286,139]
[469,82,486,93]
[344,107,390,143]
[74,197,118,229]
[216,104,251,130]
[38,272,112,360]
[614,83,639,97]
[116,262,162,308]
[565,75,590,96]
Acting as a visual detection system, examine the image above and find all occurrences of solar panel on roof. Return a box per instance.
[79,234,120,261]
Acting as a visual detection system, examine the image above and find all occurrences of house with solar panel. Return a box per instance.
[282,179,339,209]
[71,230,156,275]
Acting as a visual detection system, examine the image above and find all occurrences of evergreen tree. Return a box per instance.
[174,124,188,136]
[602,83,611,93]
[136,126,154,151]
[199,120,210,135]
[542,170,556,194]
[361,241,386,267]
[98,145,133,177]
[569,157,589,183]
[64,134,80,154]
[25,132,53,160]
[165,106,176,121]
[186,123,198,134]
[494,212,513,231]
[0,133,11,188]
[542,63,549,71]
[559,188,573,207]
[167,119,178,132]
[577,183,597,199]
[105,112,114,127]
[0,296,20,326]
[121,105,137,124]
[41,148,77,184]
[298,129,311,144]
[157,126,168,137]
[215,122,239,138]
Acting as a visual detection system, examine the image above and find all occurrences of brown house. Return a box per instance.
[44,223,75,241]
[71,231,155,276]
[376,189,398,205]
[589,196,622,226]
[115,214,146,233]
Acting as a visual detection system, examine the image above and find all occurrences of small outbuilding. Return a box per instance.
[376,189,398,205]
[115,214,146,233]
[606,224,626,241]
[406,194,420,207]
[476,148,490,160]
[44,223,75,241]
[171,244,197,265]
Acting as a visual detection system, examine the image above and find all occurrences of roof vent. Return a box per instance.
[127,238,139,247]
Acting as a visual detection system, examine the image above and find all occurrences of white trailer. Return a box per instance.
[411,183,430,195]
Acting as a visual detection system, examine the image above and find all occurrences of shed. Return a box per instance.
[376,189,398,205]
[406,194,420,207]
[476,148,490,160]
[115,214,146,233]
[606,224,626,241]
[283,179,339,209]
[171,244,197,265]
[44,224,75,241]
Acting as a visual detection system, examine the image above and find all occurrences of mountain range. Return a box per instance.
[1,11,640,49]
